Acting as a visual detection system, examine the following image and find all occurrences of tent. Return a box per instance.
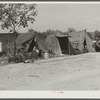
[45,32,75,55]
[68,30,95,53]
[16,32,48,53]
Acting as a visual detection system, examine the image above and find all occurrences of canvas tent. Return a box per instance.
[16,32,48,53]
[45,31,75,55]
[68,30,95,53]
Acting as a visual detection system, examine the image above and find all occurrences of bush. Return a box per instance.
[74,49,81,55]
[0,52,6,57]
[7,52,26,63]
[7,45,40,63]
[82,48,89,53]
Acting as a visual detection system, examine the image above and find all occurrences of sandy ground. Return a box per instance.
[0,52,100,90]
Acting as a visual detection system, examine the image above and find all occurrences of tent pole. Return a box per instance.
[69,41,70,55]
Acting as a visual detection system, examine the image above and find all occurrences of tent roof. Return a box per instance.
[68,30,86,37]
[16,32,36,45]
[54,31,68,37]
[16,32,49,52]
[68,30,86,42]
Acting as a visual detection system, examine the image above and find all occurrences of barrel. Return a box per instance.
[43,52,49,59]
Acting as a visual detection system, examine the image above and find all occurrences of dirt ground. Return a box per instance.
[0,52,100,90]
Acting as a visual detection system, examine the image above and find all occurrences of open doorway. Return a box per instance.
[56,36,69,54]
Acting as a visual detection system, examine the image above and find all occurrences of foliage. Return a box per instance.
[28,28,36,34]
[94,30,100,40]
[74,49,81,55]
[67,27,76,33]
[0,3,37,57]
[0,3,37,32]
[7,45,36,63]
[82,48,89,54]
[46,29,56,35]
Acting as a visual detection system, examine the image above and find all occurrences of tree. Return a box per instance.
[46,29,56,35]
[0,3,37,56]
[27,28,36,34]
[95,30,100,41]
[67,27,76,33]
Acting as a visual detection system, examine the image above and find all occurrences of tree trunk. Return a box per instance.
[13,31,17,57]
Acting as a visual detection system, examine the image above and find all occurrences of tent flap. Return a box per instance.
[36,35,49,52]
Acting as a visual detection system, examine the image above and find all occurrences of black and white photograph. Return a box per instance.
[0,2,100,94]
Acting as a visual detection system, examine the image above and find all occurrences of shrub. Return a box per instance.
[74,49,81,55]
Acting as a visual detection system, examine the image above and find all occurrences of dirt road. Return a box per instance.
[0,52,100,90]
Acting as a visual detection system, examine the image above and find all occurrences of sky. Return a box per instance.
[1,3,100,33]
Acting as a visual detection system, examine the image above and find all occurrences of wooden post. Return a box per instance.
[13,31,17,57]
[69,42,70,55]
